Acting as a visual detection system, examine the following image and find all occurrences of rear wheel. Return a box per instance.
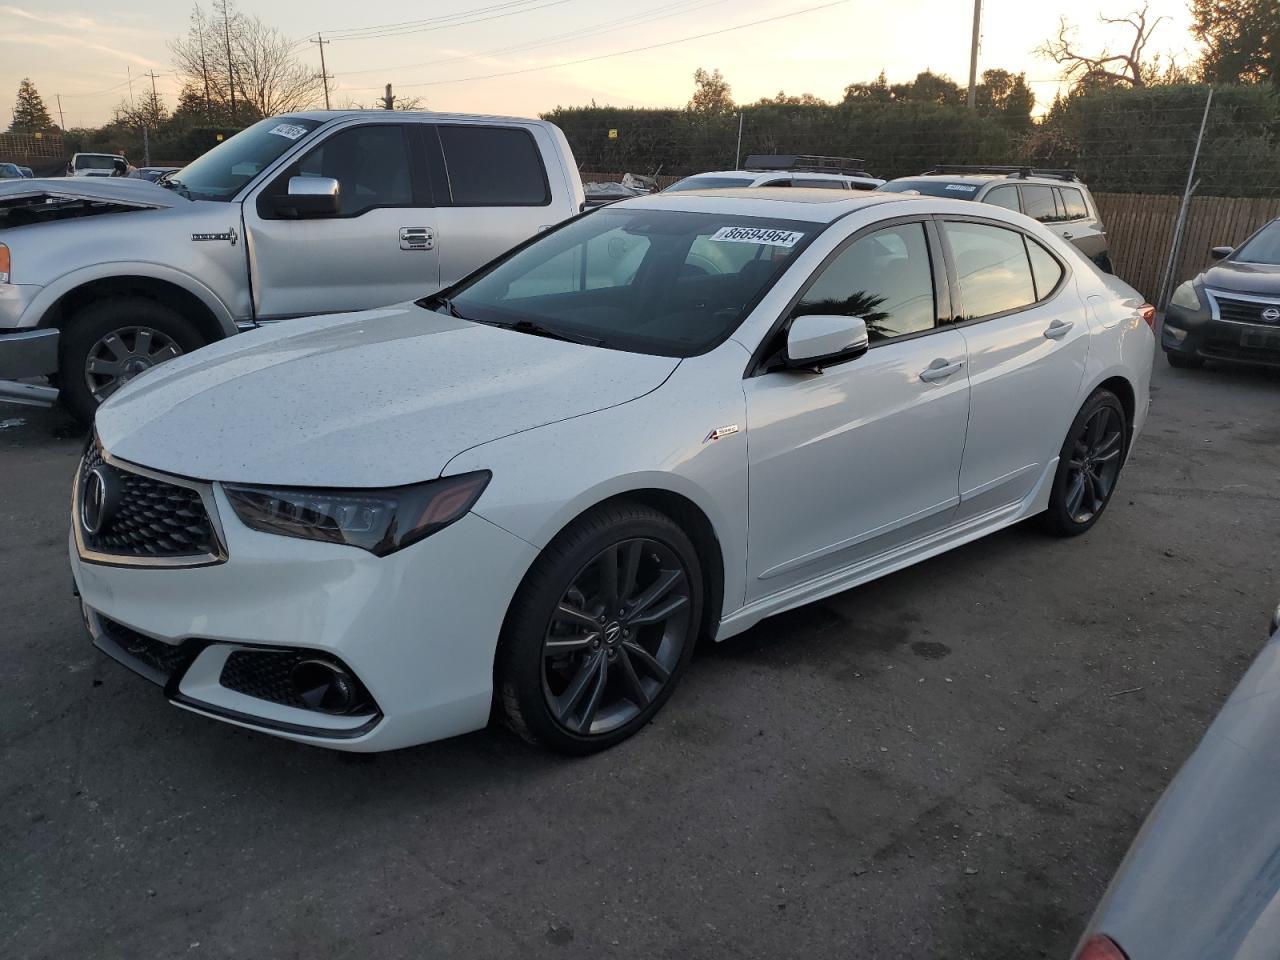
[60,296,206,424]
[1165,350,1205,370]
[496,502,703,754]
[1042,390,1128,537]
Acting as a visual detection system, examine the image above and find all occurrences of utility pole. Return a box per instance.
[55,93,65,130]
[197,3,213,118]
[382,83,396,110]
[221,2,237,122]
[966,0,982,110]
[312,34,333,109]
[142,70,162,166]
[735,112,744,168]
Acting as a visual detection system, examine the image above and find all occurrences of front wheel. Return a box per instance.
[496,502,703,755]
[1041,390,1128,537]
[59,296,206,424]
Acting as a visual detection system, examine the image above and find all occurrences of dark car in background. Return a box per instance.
[1163,218,1280,369]
[129,166,183,183]
[1072,602,1280,960]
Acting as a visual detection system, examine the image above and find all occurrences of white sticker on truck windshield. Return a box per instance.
[709,226,804,247]
[267,123,308,140]
[945,184,978,192]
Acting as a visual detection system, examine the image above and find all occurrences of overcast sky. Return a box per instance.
[3,0,1200,129]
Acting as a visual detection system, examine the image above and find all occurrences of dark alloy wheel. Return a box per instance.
[497,502,703,754]
[1043,389,1129,537]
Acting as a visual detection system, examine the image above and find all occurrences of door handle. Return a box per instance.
[399,227,435,251]
[1044,318,1074,340]
[919,358,964,383]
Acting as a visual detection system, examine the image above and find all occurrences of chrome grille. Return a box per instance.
[76,446,220,561]
[1213,295,1280,325]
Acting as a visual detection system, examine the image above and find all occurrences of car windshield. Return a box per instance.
[163,117,322,201]
[1232,221,1280,264]
[663,176,755,192]
[76,155,119,171]
[878,179,983,199]
[437,208,818,356]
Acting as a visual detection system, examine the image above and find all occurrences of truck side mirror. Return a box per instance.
[274,176,341,218]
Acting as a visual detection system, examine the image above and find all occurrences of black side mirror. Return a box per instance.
[273,176,341,218]
[1210,245,1233,261]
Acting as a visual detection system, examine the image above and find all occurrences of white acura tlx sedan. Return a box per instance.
[70,189,1154,754]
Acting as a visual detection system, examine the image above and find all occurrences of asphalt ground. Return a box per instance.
[2,356,1278,959]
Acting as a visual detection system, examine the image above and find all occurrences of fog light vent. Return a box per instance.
[219,649,374,715]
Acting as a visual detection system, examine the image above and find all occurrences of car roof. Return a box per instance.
[611,188,920,223]
[283,109,550,125]
[685,170,877,181]
[889,173,1084,188]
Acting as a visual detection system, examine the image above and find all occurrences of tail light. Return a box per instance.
[0,243,10,283]
[1075,934,1128,960]
[1139,303,1156,330]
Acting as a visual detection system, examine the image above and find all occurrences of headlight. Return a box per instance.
[1170,280,1202,311]
[224,471,491,556]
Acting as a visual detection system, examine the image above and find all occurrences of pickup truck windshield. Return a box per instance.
[439,208,817,357]
[164,117,322,201]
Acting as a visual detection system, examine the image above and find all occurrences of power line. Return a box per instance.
[345,0,856,91]
[328,0,580,43]
[316,0,568,40]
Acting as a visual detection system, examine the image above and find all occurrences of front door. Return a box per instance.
[243,122,438,320]
[743,221,971,602]
[940,218,1090,519]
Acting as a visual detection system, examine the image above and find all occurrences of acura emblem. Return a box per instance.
[80,465,119,536]
[1262,307,1280,322]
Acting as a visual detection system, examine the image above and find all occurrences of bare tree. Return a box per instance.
[1038,3,1168,89]
[233,14,324,116]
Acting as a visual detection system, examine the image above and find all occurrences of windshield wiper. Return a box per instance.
[161,177,191,199]
[496,318,603,347]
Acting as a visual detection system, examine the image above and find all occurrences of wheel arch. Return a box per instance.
[1091,373,1136,439]
[32,265,237,345]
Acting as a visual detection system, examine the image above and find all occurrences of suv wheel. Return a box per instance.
[496,502,703,755]
[60,297,206,424]
[1095,253,1115,274]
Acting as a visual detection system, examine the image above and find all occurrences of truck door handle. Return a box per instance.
[399,227,435,251]
[919,358,964,383]
[1044,319,1074,340]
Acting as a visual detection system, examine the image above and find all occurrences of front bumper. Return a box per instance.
[1164,298,1280,367]
[70,482,539,752]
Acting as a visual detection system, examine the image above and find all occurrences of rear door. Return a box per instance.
[427,123,563,287]
[1056,185,1108,264]
[940,218,1090,520]
[243,121,437,319]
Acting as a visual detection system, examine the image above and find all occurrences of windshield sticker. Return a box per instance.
[945,184,979,192]
[709,226,804,248]
[267,123,309,141]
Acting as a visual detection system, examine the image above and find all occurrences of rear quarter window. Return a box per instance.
[437,125,550,206]
[1060,187,1089,220]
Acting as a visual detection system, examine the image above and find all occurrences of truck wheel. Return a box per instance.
[60,297,206,424]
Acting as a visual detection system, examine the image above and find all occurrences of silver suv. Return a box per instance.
[878,166,1111,273]
[665,155,884,193]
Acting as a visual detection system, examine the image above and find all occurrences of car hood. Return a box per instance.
[1202,260,1280,297]
[1086,629,1280,960]
[0,175,176,208]
[94,305,680,486]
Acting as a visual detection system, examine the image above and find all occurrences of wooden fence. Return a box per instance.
[582,172,1280,304]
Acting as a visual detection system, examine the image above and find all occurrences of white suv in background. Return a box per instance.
[665,154,884,193]
[879,166,1113,273]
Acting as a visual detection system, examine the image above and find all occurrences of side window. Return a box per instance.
[1060,187,1089,220]
[985,186,1020,212]
[944,221,1037,320]
[1019,185,1057,223]
[437,125,549,206]
[294,125,412,217]
[1026,237,1065,300]
[792,223,936,343]
[761,179,792,187]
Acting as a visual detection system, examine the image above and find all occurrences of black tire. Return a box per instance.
[1041,389,1129,537]
[496,501,704,755]
[59,296,206,425]
[1095,252,1115,274]
[1165,350,1205,370]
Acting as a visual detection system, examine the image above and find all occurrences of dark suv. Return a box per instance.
[878,166,1111,273]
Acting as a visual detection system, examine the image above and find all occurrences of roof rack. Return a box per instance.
[923,164,1078,182]
[744,154,869,176]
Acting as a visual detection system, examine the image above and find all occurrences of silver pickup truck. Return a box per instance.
[0,111,585,421]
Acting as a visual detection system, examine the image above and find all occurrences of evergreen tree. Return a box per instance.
[1192,0,1279,86]
[9,78,55,133]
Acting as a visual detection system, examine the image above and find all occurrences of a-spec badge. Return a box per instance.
[703,424,740,443]
[192,227,238,245]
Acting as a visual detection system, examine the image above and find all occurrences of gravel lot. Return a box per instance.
[2,358,1278,959]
